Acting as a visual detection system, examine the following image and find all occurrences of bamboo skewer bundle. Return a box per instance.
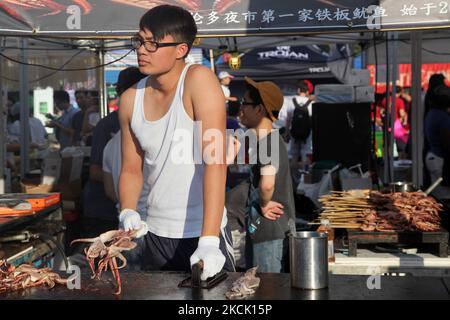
[312,190,444,232]
[312,190,374,229]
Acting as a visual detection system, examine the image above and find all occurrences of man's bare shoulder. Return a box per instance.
[186,64,218,84]
[118,82,142,118]
[185,64,221,96]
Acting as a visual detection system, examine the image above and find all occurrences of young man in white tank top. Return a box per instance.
[118,5,234,278]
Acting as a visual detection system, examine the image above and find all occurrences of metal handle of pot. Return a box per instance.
[424,177,443,196]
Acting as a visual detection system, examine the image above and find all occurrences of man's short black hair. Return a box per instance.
[53,90,70,103]
[139,5,197,51]
[297,80,309,94]
[116,67,146,96]
[433,84,450,110]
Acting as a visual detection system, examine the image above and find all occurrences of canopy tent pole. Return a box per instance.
[0,37,5,194]
[390,32,399,182]
[209,49,215,73]
[98,41,107,118]
[383,33,391,184]
[411,31,423,188]
[19,37,30,179]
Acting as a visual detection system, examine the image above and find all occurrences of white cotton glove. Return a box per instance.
[119,209,148,238]
[190,236,226,281]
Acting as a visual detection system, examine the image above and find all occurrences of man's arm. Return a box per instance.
[50,120,74,135]
[118,88,144,211]
[259,166,284,221]
[259,166,276,207]
[190,65,227,237]
[225,96,238,102]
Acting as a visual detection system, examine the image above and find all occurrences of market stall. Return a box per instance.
[1,0,450,301]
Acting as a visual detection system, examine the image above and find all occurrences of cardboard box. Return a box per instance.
[21,182,54,194]
[60,147,84,182]
[42,151,61,187]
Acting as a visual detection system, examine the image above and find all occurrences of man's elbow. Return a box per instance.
[204,161,227,170]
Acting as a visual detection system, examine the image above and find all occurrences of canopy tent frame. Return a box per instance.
[2,0,450,191]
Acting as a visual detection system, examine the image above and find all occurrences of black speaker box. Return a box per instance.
[312,103,371,172]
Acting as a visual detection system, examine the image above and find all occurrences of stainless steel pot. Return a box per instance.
[389,182,417,193]
[289,231,328,290]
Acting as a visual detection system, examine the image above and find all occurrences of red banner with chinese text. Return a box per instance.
[368,63,450,92]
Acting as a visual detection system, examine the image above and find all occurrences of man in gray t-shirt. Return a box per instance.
[238,77,295,273]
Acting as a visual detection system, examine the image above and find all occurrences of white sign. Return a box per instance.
[33,87,54,134]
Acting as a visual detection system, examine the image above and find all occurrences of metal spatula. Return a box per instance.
[178,260,228,289]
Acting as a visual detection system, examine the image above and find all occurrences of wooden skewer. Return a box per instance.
[322,215,366,218]
[321,209,368,212]
[321,202,372,206]
[324,212,368,216]
[321,201,371,204]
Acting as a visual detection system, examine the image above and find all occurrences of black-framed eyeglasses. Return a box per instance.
[131,36,184,52]
[240,98,259,107]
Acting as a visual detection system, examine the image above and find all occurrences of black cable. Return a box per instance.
[418,46,450,56]
[399,39,450,55]
[2,44,133,52]
[31,36,133,51]
[0,74,19,82]
[0,49,85,83]
[0,49,134,71]
[1,46,80,51]
[105,51,136,68]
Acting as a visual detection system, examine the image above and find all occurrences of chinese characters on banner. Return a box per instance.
[1,0,450,35]
[192,1,450,35]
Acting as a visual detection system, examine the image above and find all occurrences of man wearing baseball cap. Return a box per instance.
[218,71,238,104]
[237,76,295,272]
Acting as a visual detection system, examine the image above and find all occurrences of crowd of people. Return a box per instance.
[372,78,450,199]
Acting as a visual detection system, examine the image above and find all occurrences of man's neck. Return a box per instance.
[254,118,274,139]
[148,61,186,95]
